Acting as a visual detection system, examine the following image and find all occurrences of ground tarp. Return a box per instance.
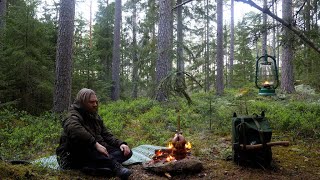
[31,144,165,169]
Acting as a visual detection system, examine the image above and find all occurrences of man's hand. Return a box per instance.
[95,142,109,156]
[120,144,131,156]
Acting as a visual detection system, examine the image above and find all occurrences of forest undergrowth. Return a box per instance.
[1,90,320,179]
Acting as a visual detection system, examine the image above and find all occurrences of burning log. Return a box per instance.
[143,132,203,174]
[143,110,203,174]
[143,155,203,174]
[152,149,172,162]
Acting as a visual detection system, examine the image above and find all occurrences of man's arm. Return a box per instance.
[64,115,96,147]
[98,117,125,147]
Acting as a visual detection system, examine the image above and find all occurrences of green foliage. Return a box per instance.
[91,1,115,99]
[0,0,56,114]
[248,100,320,138]
[0,109,61,160]
[233,18,257,88]
[98,98,174,147]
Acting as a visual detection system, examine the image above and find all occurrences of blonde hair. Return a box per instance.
[74,88,96,105]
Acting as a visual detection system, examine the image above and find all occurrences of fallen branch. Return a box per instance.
[235,0,320,54]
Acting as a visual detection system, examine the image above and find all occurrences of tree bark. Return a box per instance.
[53,0,75,113]
[281,0,295,93]
[0,0,6,51]
[229,0,234,88]
[216,0,224,95]
[131,0,138,99]
[262,0,267,54]
[0,0,6,30]
[176,0,184,80]
[111,0,122,101]
[205,0,210,91]
[156,0,172,102]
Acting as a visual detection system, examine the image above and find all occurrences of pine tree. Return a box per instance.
[131,0,139,99]
[1,0,56,114]
[216,0,224,95]
[111,0,122,101]
[53,0,75,113]
[156,0,172,102]
[281,0,295,93]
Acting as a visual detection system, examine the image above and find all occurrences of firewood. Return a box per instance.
[164,172,172,179]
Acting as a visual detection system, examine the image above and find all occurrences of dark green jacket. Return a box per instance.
[56,103,125,168]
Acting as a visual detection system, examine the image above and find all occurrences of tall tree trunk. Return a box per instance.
[313,0,318,30]
[229,0,234,88]
[262,0,267,54]
[168,0,174,73]
[0,0,6,50]
[53,0,75,113]
[0,0,6,30]
[176,0,184,80]
[111,0,122,101]
[275,1,280,68]
[304,0,311,79]
[272,0,276,57]
[102,0,112,93]
[205,0,210,91]
[216,0,224,95]
[281,0,295,93]
[156,0,172,102]
[131,0,138,99]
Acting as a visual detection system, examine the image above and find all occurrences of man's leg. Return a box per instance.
[108,147,133,163]
[76,148,132,179]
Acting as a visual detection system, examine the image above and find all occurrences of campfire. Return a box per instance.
[152,133,192,163]
[143,110,203,174]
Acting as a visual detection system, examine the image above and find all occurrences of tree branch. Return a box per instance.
[294,1,306,20]
[172,0,194,10]
[236,0,320,54]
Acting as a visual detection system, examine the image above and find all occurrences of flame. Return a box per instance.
[168,142,173,149]
[155,150,163,156]
[263,81,270,85]
[166,155,175,162]
[185,142,192,149]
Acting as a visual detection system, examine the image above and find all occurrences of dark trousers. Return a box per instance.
[69,146,132,170]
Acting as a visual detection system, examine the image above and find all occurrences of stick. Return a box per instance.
[240,141,289,150]
[172,0,194,10]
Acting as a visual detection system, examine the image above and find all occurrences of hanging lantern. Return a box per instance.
[255,53,279,96]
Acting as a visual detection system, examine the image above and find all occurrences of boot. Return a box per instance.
[112,161,132,180]
[81,167,112,176]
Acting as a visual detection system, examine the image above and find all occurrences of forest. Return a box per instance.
[0,0,320,179]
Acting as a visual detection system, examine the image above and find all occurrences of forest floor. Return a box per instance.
[1,132,320,180]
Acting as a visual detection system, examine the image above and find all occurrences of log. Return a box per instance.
[143,156,203,174]
[240,141,290,150]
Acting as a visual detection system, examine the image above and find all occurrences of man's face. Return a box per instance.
[84,94,99,113]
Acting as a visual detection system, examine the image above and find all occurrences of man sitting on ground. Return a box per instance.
[56,88,132,180]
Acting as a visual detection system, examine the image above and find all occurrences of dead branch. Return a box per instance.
[172,0,194,10]
[235,0,320,55]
